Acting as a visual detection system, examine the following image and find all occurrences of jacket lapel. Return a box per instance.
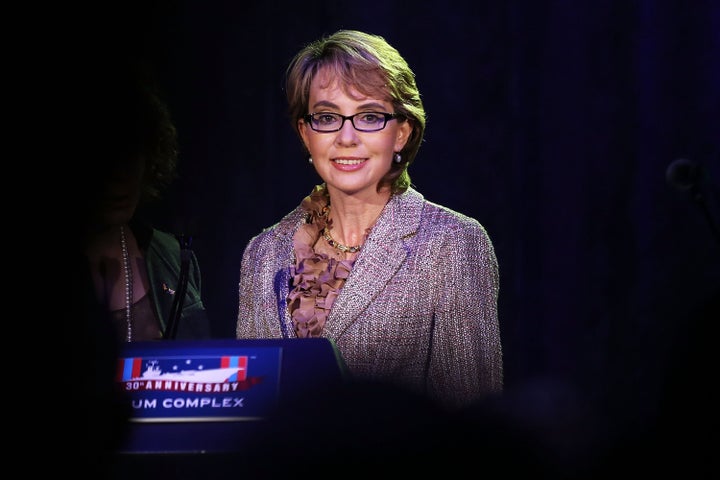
[324,188,424,338]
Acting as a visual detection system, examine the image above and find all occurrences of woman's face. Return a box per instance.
[298,69,411,198]
[90,154,145,228]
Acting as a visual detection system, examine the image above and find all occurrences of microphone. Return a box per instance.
[666,158,704,194]
[666,158,720,245]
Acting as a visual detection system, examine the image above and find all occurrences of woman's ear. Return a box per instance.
[298,118,310,150]
[395,121,412,152]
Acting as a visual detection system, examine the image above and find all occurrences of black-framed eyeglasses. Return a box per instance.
[303,112,400,133]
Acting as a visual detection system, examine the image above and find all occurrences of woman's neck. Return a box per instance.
[325,187,390,247]
[85,223,129,255]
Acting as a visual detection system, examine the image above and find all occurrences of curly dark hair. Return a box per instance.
[110,74,179,202]
[83,60,178,205]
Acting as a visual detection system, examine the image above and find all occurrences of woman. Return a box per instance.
[81,64,211,343]
[236,30,502,409]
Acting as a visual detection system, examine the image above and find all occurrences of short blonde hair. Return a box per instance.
[285,30,426,194]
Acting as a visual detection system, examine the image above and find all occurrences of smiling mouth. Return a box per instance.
[333,159,365,165]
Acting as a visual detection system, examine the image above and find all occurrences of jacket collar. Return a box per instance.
[323,187,425,338]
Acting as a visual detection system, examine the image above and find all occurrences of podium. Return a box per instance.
[111,338,346,477]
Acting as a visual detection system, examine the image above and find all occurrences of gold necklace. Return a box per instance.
[322,227,362,253]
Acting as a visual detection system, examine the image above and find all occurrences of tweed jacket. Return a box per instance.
[236,187,502,409]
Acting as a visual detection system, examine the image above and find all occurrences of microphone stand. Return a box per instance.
[666,158,720,247]
[164,234,192,340]
[687,184,720,246]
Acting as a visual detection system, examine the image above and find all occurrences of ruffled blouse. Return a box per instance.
[288,185,358,338]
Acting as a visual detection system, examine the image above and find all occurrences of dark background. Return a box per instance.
[68,0,718,472]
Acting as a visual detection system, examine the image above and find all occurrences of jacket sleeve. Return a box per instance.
[426,218,503,408]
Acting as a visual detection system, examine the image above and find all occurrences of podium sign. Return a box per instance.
[115,338,345,454]
[117,345,282,421]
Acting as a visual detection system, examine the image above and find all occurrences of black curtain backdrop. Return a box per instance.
[78,0,718,465]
